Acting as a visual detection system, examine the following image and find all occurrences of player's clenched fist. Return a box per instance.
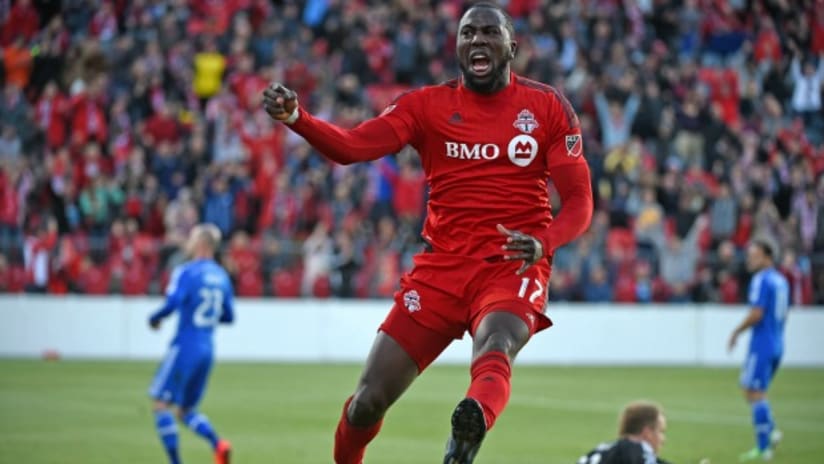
[263,83,299,123]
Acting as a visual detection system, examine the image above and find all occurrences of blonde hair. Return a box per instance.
[193,223,222,250]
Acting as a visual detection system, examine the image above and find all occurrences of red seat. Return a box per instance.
[613,275,636,303]
[312,276,331,298]
[7,266,27,292]
[272,270,300,297]
[122,263,151,295]
[236,270,263,297]
[79,265,110,295]
[606,228,636,262]
[719,278,740,304]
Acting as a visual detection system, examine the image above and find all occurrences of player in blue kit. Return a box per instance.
[728,240,789,461]
[148,224,234,464]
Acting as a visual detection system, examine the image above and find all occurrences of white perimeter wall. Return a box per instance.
[0,296,822,366]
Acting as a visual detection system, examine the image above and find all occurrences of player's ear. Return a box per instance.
[509,41,517,60]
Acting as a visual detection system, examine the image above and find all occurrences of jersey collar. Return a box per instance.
[459,71,517,102]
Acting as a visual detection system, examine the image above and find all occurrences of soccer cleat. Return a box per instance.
[443,398,487,464]
[739,447,773,462]
[214,439,231,464]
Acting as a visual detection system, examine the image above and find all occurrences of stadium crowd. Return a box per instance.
[0,0,822,304]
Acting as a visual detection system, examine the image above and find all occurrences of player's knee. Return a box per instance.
[745,390,765,403]
[152,400,171,412]
[349,388,389,426]
[473,311,530,358]
[475,331,524,359]
[176,407,190,422]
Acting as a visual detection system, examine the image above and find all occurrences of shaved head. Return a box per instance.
[456,2,517,94]
[462,2,514,39]
[186,223,222,257]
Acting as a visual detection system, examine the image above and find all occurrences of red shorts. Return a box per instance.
[379,252,553,371]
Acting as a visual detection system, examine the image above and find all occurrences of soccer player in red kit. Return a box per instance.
[263,3,593,463]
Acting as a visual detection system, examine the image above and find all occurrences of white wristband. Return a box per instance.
[284,107,300,125]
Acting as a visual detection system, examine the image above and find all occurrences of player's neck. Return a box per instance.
[623,434,651,447]
[191,251,213,261]
[462,69,511,95]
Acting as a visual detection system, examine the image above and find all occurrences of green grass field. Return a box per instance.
[0,361,822,464]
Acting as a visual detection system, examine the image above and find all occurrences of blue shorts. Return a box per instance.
[148,345,213,409]
[740,350,781,392]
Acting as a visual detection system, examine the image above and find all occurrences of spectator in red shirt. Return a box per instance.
[228,52,268,110]
[753,17,782,64]
[35,81,70,150]
[1,0,39,45]
[142,102,184,148]
[24,216,58,293]
[70,81,108,147]
[88,1,118,44]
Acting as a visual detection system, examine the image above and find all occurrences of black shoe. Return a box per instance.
[443,398,487,464]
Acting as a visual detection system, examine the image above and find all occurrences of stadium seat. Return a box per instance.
[236,271,264,297]
[6,266,27,293]
[606,228,636,263]
[613,276,636,303]
[78,265,111,295]
[272,270,300,298]
[312,276,332,298]
[719,278,740,304]
[121,263,151,295]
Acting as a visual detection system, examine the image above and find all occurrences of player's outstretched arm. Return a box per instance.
[538,162,594,253]
[262,83,407,165]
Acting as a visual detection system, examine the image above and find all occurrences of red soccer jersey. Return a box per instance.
[288,73,592,260]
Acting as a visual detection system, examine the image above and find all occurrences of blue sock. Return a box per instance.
[154,410,181,464]
[751,399,774,451]
[183,411,219,449]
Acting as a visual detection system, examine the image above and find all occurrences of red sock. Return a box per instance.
[465,351,512,431]
[333,396,383,464]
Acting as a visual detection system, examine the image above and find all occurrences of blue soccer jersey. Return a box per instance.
[740,267,789,391]
[148,258,234,406]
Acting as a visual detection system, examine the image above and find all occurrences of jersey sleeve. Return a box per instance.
[748,273,767,308]
[219,271,235,324]
[375,90,424,147]
[544,89,586,170]
[286,89,423,165]
[535,89,593,254]
[150,266,186,323]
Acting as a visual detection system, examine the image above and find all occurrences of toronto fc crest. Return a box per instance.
[403,290,421,312]
[513,109,539,134]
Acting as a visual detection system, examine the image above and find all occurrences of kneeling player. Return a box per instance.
[577,401,671,464]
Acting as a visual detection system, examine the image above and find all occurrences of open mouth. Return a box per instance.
[469,52,492,76]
